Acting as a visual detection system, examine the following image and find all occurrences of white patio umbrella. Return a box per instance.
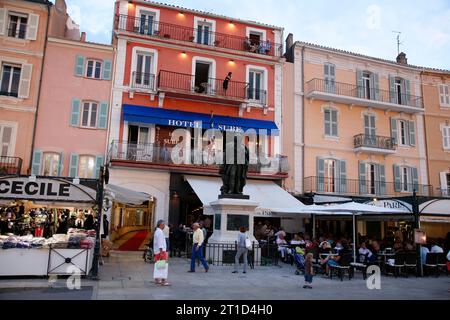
[302,202,409,263]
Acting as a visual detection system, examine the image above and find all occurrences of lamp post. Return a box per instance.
[412,190,422,277]
[90,166,104,280]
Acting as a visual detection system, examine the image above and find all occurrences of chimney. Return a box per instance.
[285,33,294,63]
[80,32,86,42]
[396,52,408,65]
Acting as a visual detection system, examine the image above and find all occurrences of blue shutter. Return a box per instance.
[409,120,416,146]
[339,160,347,193]
[359,161,366,194]
[70,98,81,126]
[390,118,398,145]
[204,25,210,45]
[197,25,202,44]
[248,71,254,99]
[404,79,411,106]
[317,158,325,192]
[95,155,104,179]
[98,101,109,129]
[75,55,85,76]
[371,73,380,101]
[31,150,42,176]
[140,15,146,34]
[411,167,419,193]
[379,165,386,195]
[102,59,112,80]
[147,15,154,35]
[356,70,364,98]
[57,152,64,176]
[69,153,79,178]
[389,75,396,103]
[394,165,401,192]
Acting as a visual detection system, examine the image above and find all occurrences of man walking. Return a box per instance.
[153,220,170,286]
[188,222,209,273]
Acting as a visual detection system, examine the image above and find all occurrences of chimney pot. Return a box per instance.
[81,32,86,42]
[396,52,408,65]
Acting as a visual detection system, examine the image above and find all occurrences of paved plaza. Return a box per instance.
[0,251,449,300]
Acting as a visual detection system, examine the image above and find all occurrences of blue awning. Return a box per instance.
[123,105,278,134]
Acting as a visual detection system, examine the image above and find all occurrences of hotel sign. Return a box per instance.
[0,177,97,202]
[167,119,244,133]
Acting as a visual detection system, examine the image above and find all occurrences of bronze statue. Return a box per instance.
[219,135,249,198]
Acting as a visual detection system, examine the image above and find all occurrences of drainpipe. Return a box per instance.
[301,45,305,196]
[28,2,51,174]
[420,70,431,195]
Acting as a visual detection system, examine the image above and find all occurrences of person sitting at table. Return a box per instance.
[276,233,288,262]
[420,245,430,265]
[393,239,403,252]
[324,241,349,276]
[334,240,344,252]
[431,241,444,253]
[358,242,374,263]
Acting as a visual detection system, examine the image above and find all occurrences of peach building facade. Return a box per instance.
[0,0,51,175]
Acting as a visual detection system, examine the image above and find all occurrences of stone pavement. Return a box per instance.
[0,251,449,300]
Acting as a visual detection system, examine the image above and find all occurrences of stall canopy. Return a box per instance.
[184,175,306,215]
[105,184,150,206]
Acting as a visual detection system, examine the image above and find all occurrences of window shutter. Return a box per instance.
[389,75,396,103]
[26,13,39,40]
[95,155,104,179]
[0,8,7,36]
[371,73,380,101]
[404,79,411,106]
[57,152,64,176]
[103,59,112,80]
[439,85,445,106]
[324,110,331,136]
[356,69,364,98]
[411,167,419,193]
[379,165,386,195]
[445,86,450,105]
[69,153,79,178]
[317,157,325,192]
[75,55,85,76]
[443,127,450,149]
[31,150,42,176]
[390,118,398,145]
[331,110,338,136]
[359,161,366,195]
[404,120,410,146]
[393,165,401,192]
[409,121,416,146]
[339,160,347,193]
[440,172,448,195]
[70,98,81,126]
[196,25,202,44]
[98,101,109,129]
[18,64,32,99]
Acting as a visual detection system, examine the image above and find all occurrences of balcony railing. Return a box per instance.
[116,14,283,57]
[306,78,424,109]
[157,70,267,105]
[304,176,433,197]
[7,27,26,39]
[131,72,156,91]
[436,188,450,198]
[108,141,289,175]
[353,134,397,151]
[0,156,23,175]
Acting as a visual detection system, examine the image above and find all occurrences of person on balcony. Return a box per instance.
[223,72,232,94]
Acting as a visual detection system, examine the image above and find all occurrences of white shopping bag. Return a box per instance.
[153,263,168,280]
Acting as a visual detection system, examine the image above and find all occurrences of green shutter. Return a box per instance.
[331,110,338,137]
[390,118,398,145]
[75,55,85,76]
[411,167,419,193]
[356,70,364,98]
[404,79,411,106]
[103,59,112,80]
[57,152,64,176]
[317,158,325,192]
[98,101,109,129]
[394,165,401,192]
[389,75,396,103]
[371,73,380,101]
[95,155,104,179]
[379,164,386,195]
[69,153,79,178]
[70,98,81,126]
[359,161,366,194]
[339,160,347,193]
[409,120,416,146]
[324,110,331,136]
[31,150,42,176]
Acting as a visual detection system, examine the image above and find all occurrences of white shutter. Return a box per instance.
[18,63,32,99]
[445,85,450,105]
[440,172,448,194]
[443,127,450,149]
[0,8,7,36]
[439,85,445,106]
[26,13,39,40]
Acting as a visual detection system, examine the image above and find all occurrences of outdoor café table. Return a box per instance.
[378,252,395,273]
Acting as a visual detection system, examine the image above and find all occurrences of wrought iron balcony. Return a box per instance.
[0,156,23,175]
[108,141,288,176]
[115,14,283,57]
[353,134,397,155]
[304,176,433,197]
[157,70,267,105]
[131,72,156,92]
[305,78,424,113]
[436,188,450,198]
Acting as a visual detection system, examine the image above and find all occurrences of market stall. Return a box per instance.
[0,176,101,277]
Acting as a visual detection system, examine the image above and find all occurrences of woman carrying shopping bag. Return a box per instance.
[153,220,170,286]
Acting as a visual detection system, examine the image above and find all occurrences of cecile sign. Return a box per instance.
[0,177,97,202]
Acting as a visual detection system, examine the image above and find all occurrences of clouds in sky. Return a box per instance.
[56,0,450,69]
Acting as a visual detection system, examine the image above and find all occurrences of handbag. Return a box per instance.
[155,260,167,270]
[153,263,168,280]
[245,237,253,250]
